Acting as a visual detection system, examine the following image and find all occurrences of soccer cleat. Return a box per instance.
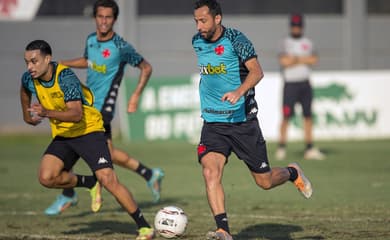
[44,193,78,216]
[147,168,165,203]
[136,227,155,240]
[275,147,286,161]
[206,228,233,240]
[288,163,313,199]
[89,181,103,213]
[304,147,325,161]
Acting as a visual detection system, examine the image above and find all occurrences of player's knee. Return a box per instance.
[202,167,222,184]
[38,174,56,188]
[256,180,272,190]
[96,168,118,189]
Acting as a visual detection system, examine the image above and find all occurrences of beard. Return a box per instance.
[200,27,217,41]
[291,32,302,39]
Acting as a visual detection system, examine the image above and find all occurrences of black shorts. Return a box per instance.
[103,123,112,140]
[44,132,113,172]
[282,81,313,118]
[197,119,270,173]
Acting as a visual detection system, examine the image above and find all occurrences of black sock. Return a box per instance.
[278,143,286,148]
[76,175,97,189]
[130,208,150,229]
[287,167,298,182]
[62,188,75,198]
[215,213,230,234]
[136,163,153,181]
[306,143,313,150]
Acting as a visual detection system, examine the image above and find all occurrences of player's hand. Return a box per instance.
[221,91,240,105]
[127,95,139,113]
[25,107,43,126]
[28,103,48,118]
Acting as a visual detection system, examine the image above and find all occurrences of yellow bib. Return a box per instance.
[33,63,104,138]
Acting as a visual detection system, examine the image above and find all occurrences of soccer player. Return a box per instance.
[20,39,155,240]
[275,14,325,161]
[192,1,313,239]
[45,0,164,215]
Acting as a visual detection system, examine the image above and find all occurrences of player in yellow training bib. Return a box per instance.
[20,39,155,239]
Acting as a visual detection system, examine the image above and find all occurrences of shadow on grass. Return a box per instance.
[63,220,137,236]
[61,197,190,218]
[234,223,324,240]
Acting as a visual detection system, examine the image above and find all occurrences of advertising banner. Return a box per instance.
[123,71,390,142]
[0,0,41,21]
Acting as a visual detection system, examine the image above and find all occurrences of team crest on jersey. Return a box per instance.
[301,43,310,51]
[214,45,224,55]
[102,49,111,58]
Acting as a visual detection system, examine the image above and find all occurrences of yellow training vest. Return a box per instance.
[33,63,104,138]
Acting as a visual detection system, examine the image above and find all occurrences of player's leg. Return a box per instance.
[233,119,313,198]
[251,164,313,199]
[198,122,233,239]
[276,83,297,160]
[95,168,154,239]
[201,152,232,239]
[76,132,154,239]
[105,124,164,203]
[300,81,325,160]
[42,138,100,215]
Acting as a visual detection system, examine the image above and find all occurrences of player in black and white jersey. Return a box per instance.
[276,14,325,161]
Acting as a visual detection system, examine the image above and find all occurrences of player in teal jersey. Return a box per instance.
[193,1,313,239]
[45,0,163,225]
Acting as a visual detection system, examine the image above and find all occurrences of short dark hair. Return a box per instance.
[194,0,222,18]
[93,0,119,20]
[25,40,52,56]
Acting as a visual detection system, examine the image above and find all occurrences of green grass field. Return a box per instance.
[0,134,389,240]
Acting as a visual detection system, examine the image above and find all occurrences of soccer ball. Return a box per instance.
[154,206,188,238]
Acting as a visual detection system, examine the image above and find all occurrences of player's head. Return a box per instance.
[93,0,119,20]
[194,0,223,41]
[24,40,52,79]
[93,0,119,37]
[289,13,304,38]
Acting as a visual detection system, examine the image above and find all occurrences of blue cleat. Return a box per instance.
[44,193,78,216]
[147,168,164,203]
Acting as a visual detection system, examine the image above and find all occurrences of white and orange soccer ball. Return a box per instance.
[154,206,188,238]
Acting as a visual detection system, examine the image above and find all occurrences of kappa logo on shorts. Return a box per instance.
[98,157,108,164]
[260,162,268,169]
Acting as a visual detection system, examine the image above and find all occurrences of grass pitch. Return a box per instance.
[0,134,389,239]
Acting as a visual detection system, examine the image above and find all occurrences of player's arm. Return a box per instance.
[222,57,263,104]
[296,53,318,66]
[20,85,42,126]
[127,59,153,113]
[279,53,298,67]
[30,68,84,122]
[59,57,88,68]
[29,100,83,123]
[279,53,318,67]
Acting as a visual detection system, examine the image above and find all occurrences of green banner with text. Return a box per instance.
[123,76,202,142]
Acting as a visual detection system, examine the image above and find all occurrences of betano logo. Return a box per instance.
[291,82,377,128]
[199,63,227,75]
[88,60,106,74]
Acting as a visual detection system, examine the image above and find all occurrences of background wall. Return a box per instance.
[1,0,389,136]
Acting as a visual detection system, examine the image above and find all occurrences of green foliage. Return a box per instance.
[0,135,389,239]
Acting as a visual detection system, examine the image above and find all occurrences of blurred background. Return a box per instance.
[0,0,389,142]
